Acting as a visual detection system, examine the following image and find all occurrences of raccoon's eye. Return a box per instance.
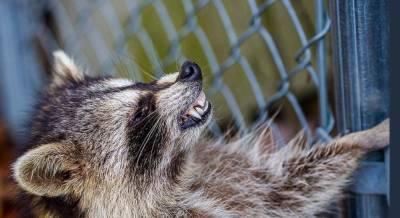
[133,103,155,123]
[133,108,147,122]
[133,95,156,123]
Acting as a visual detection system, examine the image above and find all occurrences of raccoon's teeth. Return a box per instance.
[194,106,204,114]
[187,108,202,120]
[195,91,206,108]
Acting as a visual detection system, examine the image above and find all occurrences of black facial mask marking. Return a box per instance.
[126,93,168,176]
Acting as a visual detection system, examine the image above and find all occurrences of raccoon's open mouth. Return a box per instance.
[179,90,211,130]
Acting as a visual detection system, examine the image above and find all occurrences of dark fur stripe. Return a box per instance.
[127,94,167,176]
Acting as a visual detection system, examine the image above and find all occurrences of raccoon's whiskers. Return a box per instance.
[140,115,162,151]
[140,67,157,81]
[131,56,157,81]
[118,58,132,79]
[148,120,166,170]
[133,111,163,171]
[120,52,144,82]
[133,121,161,173]
[107,54,128,78]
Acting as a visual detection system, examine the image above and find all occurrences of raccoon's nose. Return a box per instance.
[178,61,202,82]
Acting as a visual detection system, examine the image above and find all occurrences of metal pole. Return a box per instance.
[330,0,389,217]
[316,0,328,130]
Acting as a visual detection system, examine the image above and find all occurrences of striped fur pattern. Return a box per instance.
[12,51,390,217]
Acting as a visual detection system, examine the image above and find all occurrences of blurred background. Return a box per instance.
[0,0,389,217]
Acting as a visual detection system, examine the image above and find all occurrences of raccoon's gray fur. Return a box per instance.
[12,51,389,217]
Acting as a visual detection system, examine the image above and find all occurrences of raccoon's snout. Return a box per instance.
[175,61,212,130]
[177,61,202,83]
[180,91,211,130]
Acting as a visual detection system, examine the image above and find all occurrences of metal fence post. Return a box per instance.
[330,0,389,217]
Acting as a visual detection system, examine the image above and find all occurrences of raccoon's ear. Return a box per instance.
[52,50,84,86]
[13,143,83,197]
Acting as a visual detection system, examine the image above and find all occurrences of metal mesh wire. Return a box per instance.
[36,0,334,142]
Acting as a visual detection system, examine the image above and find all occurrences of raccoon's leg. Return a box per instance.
[261,119,389,217]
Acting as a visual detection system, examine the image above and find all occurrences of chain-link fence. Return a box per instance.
[34,0,334,143]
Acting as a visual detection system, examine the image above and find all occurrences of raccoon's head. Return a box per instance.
[13,51,212,212]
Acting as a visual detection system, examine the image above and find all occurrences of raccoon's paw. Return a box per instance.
[338,118,390,151]
[365,118,390,150]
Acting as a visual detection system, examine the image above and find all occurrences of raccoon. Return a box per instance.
[12,51,389,217]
